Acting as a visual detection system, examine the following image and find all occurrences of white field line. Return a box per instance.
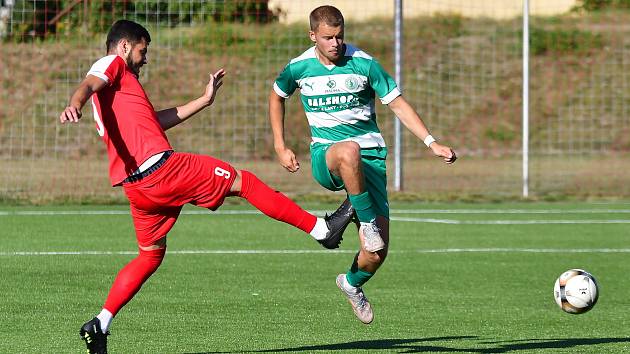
[390,217,630,224]
[2,209,630,216]
[391,209,630,214]
[3,248,630,257]
[1,209,628,225]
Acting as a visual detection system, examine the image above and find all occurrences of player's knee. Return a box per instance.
[342,141,361,156]
[234,169,259,198]
[363,247,387,265]
[229,169,243,195]
[337,142,361,166]
[139,247,166,268]
[139,236,167,251]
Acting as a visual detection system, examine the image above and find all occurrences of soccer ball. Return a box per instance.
[553,269,599,314]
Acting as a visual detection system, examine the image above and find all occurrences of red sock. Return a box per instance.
[103,247,166,316]
[238,170,316,234]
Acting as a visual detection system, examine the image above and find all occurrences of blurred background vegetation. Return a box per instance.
[1,0,629,203]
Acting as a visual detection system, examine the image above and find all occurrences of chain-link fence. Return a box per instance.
[1,0,628,203]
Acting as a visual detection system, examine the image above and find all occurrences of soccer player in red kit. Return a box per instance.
[60,20,353,354]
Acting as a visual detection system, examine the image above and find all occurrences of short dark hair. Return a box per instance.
[106,20,151,52]
[309,5,344,31]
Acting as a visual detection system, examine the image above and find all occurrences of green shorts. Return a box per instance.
[310,142,389,218]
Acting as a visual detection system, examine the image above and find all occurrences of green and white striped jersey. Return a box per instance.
[273,44,401,148]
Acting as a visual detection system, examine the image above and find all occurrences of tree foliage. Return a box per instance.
[9,0,277,40]
[574,0,630,11]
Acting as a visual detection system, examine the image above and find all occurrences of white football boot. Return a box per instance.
[359,221,385,252]
[336,274,374,324]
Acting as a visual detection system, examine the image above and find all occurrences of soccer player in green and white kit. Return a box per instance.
[269,5,457,324]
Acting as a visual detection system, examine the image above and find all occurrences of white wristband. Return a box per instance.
[423,135,436,147]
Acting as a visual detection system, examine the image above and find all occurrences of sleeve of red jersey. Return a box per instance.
[86,55,125,86]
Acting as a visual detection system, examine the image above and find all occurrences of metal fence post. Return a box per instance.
[522,0,530,198]
[394,0,403,191]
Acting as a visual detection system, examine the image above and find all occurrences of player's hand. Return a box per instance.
[430,142,457,164]
[276,147,300,173]
[203,68,225,106]
[59,106,82,123]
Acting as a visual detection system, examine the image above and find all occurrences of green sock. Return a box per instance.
[346,254,374,287]
[348,191,376,223]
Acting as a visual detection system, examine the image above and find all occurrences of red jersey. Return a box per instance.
[87,55,172,185]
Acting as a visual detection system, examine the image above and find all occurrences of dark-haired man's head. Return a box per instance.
[106,20,151,76]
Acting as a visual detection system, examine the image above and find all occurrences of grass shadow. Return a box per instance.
[480,337,630,352]
[190,336,630,353]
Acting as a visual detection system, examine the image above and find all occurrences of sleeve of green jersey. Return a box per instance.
[273,64,298,98]
[369,60,401,104]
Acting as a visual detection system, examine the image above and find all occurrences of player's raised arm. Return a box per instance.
[59,75,108,124]
[387,95,457,164]
[269,89,300,173]
[156,68,225,131]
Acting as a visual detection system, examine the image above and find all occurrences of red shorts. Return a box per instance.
[123,152,237,247]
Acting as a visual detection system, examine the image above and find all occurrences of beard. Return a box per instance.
[127,59,142,76]
[122,53,142,76]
